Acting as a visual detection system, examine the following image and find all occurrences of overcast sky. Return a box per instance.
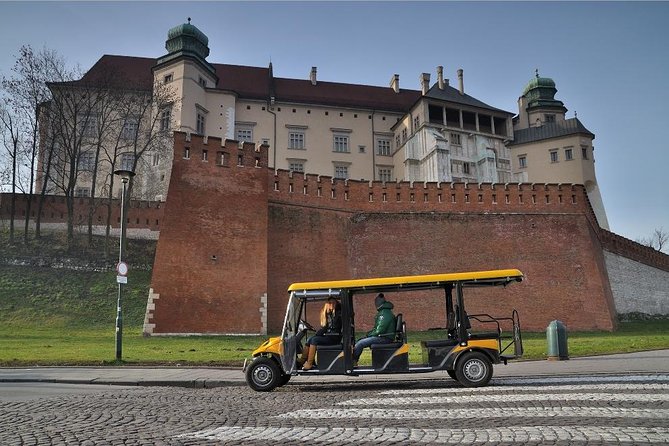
[1,1,667,244]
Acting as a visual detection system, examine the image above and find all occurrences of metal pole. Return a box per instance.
[115,177,128,361]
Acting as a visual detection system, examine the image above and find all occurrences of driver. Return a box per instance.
[301,298,342,370]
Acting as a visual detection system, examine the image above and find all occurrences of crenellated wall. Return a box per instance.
[5,133,665,334]
[146,132,270,334]
[269,168,593,215]
[144,133,630,335]
[0,193,163,238]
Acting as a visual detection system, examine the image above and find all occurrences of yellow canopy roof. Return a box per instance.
[287,269,523,293]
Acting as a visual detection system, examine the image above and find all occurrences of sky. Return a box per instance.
[1,1,667,244]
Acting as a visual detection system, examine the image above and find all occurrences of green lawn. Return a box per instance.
[1,264,668,366]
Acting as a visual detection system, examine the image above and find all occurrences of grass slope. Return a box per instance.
[1,230,668,366]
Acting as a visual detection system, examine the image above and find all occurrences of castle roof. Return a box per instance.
[424,84,513,115]
[74,55,421,113]
[510,117,594,145]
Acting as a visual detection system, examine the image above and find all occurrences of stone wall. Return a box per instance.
[604,251,669,316]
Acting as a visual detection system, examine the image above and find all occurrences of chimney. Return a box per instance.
[457,68,464,95]
[390,74,400,93]
[310,66,317,86]
[437,66,444,90]
[420,73,430,95]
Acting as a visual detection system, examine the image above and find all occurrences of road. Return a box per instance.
[1,374,668,445]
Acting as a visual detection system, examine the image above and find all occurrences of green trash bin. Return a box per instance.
[546,320,568,360]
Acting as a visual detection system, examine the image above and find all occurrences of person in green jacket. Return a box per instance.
[353,293,397,365]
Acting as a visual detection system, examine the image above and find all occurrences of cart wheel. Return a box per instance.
[245,357,281,392]
[455,351,493,387]
[447,369,457,380]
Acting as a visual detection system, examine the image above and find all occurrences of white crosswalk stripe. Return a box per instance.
[381,382,669,395]
[179,426,669,443]
[277,406,669,419]
[338,392,669,405]
[493,374,669,385]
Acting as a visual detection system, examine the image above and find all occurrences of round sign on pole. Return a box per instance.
[116,261,128,276]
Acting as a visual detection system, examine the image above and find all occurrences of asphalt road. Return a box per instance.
[1,373,668,445]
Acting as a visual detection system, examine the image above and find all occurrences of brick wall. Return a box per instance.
[0,192,163,238]
[145,133,624,335]
[146,132,269,334]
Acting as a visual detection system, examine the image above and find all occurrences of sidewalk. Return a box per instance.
[1,350,668,388]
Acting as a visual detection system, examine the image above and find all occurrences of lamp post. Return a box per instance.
[113,169,135,362]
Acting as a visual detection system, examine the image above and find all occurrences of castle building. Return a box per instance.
[42,21,607,228]
[19,21,669,335]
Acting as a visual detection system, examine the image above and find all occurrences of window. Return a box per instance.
[518,155,527,169]
[550,150,559,163]
[378,167,392,182]
[199,76,206,88]
[545,114,556,123]
[183,147,190,159]
[196,113,206,134]
[396,135,401,147]
[333,135,349,153]
[288,131,305,149]
[202,150,208,162]
[163,74,173,83]
[121,118,138,140]
[463,162,471,175]
[152,153,160,167]
[236,128,252,141]
[75,187,90,198]
[80,115,97,138]
[160,108,171,132]
[450,133,462,145]
[334,165,349,179]
[78,151,95,171]
[581,145,589,160]
[565,147,573,161]
[289,161,304,173]
[358,145,366,153]
[413,116,420,131]
[236,122,257,142]
[401,128,408,142]
[377,139,391,156]
[120,152,134,171]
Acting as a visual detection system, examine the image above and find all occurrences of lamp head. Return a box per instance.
[114,169,136,183]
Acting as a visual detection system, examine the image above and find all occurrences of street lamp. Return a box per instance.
[113,168,135,362]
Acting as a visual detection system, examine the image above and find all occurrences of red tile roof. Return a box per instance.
[76,55,420,112]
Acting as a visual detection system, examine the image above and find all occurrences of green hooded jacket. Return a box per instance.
[367,300,396,338]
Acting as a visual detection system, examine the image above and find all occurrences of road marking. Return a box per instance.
[338,392,669,405]
[381,383,669,394]
[178,426,669,443]
[277,406,669,419]
[495,374,669,385]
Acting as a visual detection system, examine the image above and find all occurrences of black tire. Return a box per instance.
[277,373,291,387]
[447,369,457,380]
[246,357,281,392]
[455,351,493,387]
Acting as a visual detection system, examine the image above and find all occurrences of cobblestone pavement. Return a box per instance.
[1,374,668,445]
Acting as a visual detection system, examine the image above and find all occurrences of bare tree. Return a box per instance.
[636,227,668,253]
[43,73,104,249]
[2,46,62,243]
[99,78,177,256]
[0,102,21,243]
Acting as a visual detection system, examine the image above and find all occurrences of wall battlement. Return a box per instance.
[269,168,591,214]
[600,229,669,273]
[173,131,269,170]
[0,193,164,234]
